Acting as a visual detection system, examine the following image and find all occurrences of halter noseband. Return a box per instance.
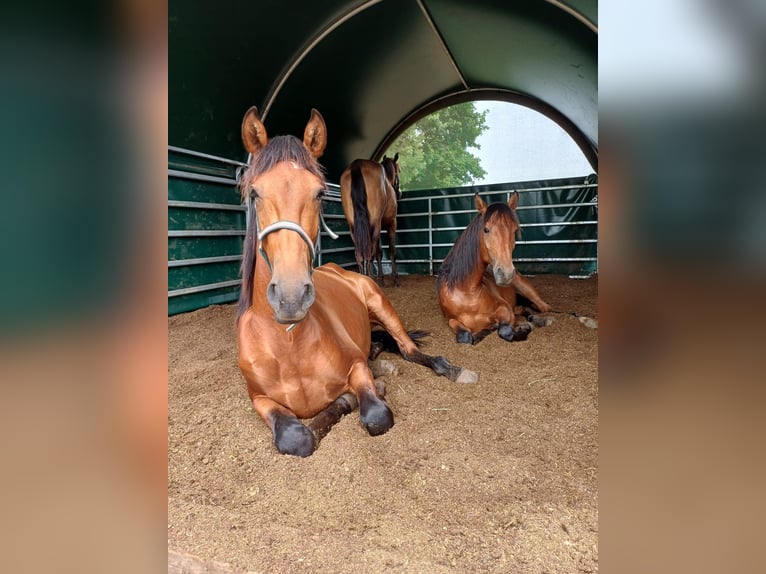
[250,196,339,274]
[256,218,317,273]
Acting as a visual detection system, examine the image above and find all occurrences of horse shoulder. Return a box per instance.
[313,265,369,306]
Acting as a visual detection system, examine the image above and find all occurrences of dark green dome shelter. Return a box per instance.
[168,0,598,314]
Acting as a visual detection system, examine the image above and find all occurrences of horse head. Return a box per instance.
[475,192,521,287]
[240,107,327,324]
[382,153,401,199]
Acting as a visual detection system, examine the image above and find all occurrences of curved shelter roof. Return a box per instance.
[169,0,597,182]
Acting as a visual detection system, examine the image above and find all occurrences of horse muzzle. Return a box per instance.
[492,265,516,286]
[267,279,316,323]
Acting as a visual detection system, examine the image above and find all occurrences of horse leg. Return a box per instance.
[348,361,393,436]
[308,393,357,443]
[354,248,366,277]
[511,273,552,313]
[373,231,384,286]
[250,395,317,457]
[472,328,495,344]
[375,245,384,286]
[361,279,478,383]
[498,321,533,342]
[446,318,491,345]
[448,318,474,344]
[492,302,531,343]
[386,224,400,287]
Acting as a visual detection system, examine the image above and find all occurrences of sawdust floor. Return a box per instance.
[168,274,598,573]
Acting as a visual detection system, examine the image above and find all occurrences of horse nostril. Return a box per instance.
[267,282,279,306]
[301,283,315,308]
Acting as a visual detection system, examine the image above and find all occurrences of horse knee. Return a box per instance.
[358,388,394,436]
[273,414,317,457]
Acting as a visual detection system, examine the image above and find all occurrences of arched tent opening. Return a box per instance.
[168,0,598,314]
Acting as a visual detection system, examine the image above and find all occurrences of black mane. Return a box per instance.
[236,136,326,323]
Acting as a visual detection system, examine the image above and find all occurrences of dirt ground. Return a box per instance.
[168,274,598,573]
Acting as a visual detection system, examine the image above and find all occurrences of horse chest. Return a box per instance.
[240,317,356,397]
[449,285,509,329]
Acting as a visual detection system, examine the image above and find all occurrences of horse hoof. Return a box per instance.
[513,323,533,341]
[369,358,398,377]
[498,324,515,342]
[456,330,473,344]
[274,417,316,457]
[374,379,387,398]
[456,368,479,384]
[578,315,598,329]
[529,314,553,328]
[359,395,394,436]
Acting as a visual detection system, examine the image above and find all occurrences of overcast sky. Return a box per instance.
[470,101,594,184]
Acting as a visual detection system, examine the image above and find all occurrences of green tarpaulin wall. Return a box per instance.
[168,0,598,315]
[168,153,596,315]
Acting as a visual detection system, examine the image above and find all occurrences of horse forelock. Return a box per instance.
[238,135,326,200]
[236,135,326,323]
[484,202,520,230]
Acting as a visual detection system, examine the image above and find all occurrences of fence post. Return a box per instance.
[428,197,434,276]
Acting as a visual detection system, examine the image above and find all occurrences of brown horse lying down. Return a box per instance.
[340,154,401,286]
[436,193,552,345]
[236,106,477,457]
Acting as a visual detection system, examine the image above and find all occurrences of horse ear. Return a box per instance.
[241,106,268,155]
[508,191,519,210]
[393,152,399,163]
[303,109,327,158]
[474,193,487,214]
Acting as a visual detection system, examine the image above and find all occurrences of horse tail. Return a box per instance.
[349,161,373,261]
[370,329,429,353]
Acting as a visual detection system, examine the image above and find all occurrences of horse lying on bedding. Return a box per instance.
[236,106,477,457]
[436,193,552,345]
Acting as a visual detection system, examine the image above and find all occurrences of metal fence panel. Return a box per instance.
[168,146,597,315]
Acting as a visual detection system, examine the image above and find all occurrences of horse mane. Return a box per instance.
[236,135,326,323]
[436,203,520,291]
[381,157,395,182]
[381,156,400,200]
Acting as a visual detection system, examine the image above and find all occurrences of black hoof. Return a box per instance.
[273,415,316,457]
[498,323,513,341]
[456,329,473,345]
[514,323,533,341]
[359,389,394,436]
[368,340,385,360]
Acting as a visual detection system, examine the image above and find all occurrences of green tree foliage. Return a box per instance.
[387,103,488,191]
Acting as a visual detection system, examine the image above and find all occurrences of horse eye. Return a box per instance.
[250,188,261,200]
[315,189,325,200]
[483,227,490,234]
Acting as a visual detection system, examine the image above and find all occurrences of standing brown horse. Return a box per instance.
[436,193,552,345]
[340,154,401,286]
[237,107,476,457]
